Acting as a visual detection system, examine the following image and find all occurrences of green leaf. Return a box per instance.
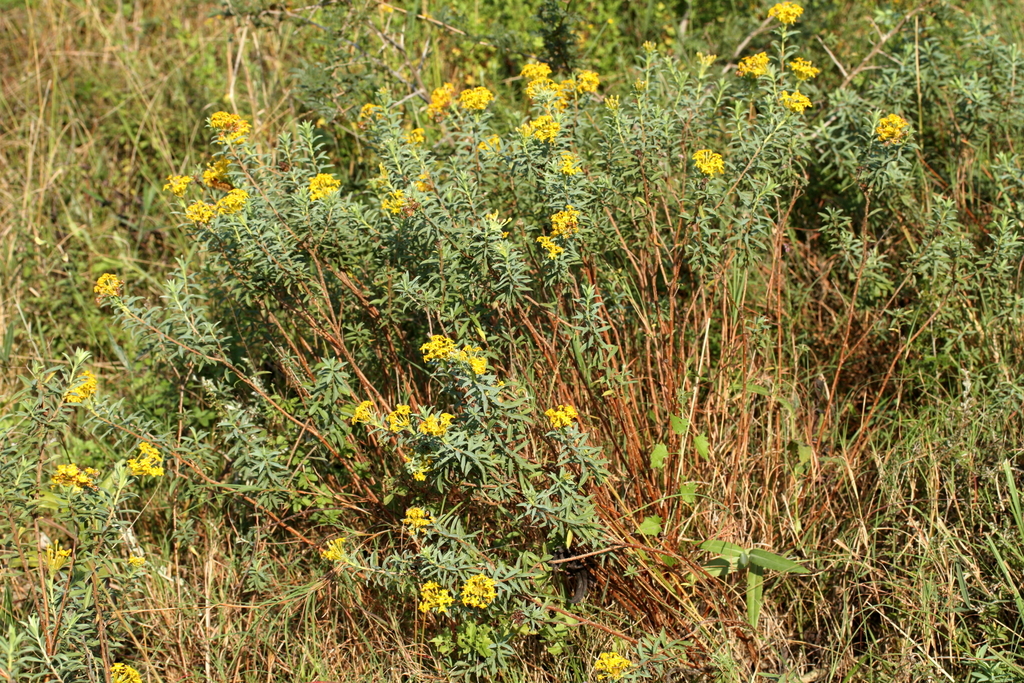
[670,414,688,435]
[637,515,662,536]
[701,557,733,578]
[650,443,668,469]
[747,549,809,574]
[679,481,697,504]
[694,434,710,459]
[747,564,765,628]
[700,539,745,559]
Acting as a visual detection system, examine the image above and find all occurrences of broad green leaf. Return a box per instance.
[679,481,697,504]
[747,549,809,574]
[747,564,765,627]
[694,434,710,459]
[650,443,668,469]
[700,539,745,559]
[701,557,733,577]
[637,515,662,536]
[670,414,688,436]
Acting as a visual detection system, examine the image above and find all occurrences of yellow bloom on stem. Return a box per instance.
[43,542,72,573]
[697,52,717,67]
[402,507,433,532]
[64,369,98,403]
[642,40,656,53]
[537,235,564,259]
[163,175,192,197]
[460,574,496,608]
[208,111,251,144]
[419,581,454,613]
[876,113,909,143]
[575,70,600,93]
[128,442,164,477]
[404,127,425,145]
[94,273,123,299]
[780,90,812,113]
[518,115,560,143]
[352,400,374,424]
[478,135,502,153]
[605,95,620,111]
[320,538,346,562]
[110,663,143,683]
[215,188,248,215]
[558,152,581,175]
[789,57,820,80]
[420,335,488,374]
[359,103,384,121]
[185,201,216,224]
[387,405,411,432]
[127,556,146,568]
[203,158,231,188]
[459,86,494,110]
[692,149,725,177]
[309,173,341,201]
[737,52,770,77]
[551,206,581,237]
[412,463,430,481]
[51,463,100,491]
[381,189,408,214]
[427,82,456,117]
[419,413,454,437]
[520,62,552,81]
[545,404,578,429]
[768,1,804,24]
[594,652,632,681]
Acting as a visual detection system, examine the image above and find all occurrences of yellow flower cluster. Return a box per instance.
[692,149,725,177]
[352,400,374,424]
[551,207,581,237]
[545,404,578,429]
[519,115,560,143]
[520,62,552,81]
[320,537,346,561]
[419,581,454,614]
[411,462,431,481]
[697,52,717,67]
[768,1,803,24]
[876,113,909,143]
[594,652,632,681]
[536,235,564,260]
[402,507,433,532]
[94,273,123,299]
[52,463,100,491]
[789,57,820,80]
[419,335,487,374]
[458,86,494,111]
[575,70,600,94]
[419,412,455,437]
[427,82,456,117]
[559,152,581,175]
[111,663,143,683]
[460,574,496,608]
[381,189,409,214]
[185,201,216,224]
[208,111,251,144]
[478,135,501,153]
[216,188,248,215]
[309,173,341,201]
[44,542,72,573]
[203,158,230,189]
[64,369,98,403]
[780,90,812,113]
[414,173,431,192]
[404,127,425,146]
[127,556,146,568]
[605,95,620,112]
[163,174,192,197]
[359,103,384,121]
[128,442,164,477]
[737,52,770,78]
[388,404,411,432]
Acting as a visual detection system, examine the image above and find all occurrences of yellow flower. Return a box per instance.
[381,189,408,214]
[461,574,497,608]
[110,663,143,683]
[544,404,578,429]
[352,400,373,424]
[518,115,560,143]
[692,149,725,177]
[575,70,600,94]
[697,52,717,67]
[402,507,433,532]
[215,188,248,215]
[780,90,812,113]
[520,62,552,81]
[127,556,146,568]
[633,78,648,91]
[43,542,72,573]
[789,57,820,80]
[359,103,384,121]
[94,273,123,299]
[51,463,100,491]
[387,405,411,432]
[478,135,502,153]
[558,152,581,175]
[163,175,192,197]
[605,95,620,111]
[768,1,804,24]
[737,52,770,78]
[419,413,455,437]
[876,113,909,143]
[208,111,251,144]
[404,127,425,145]
[412,463,430,481]
[551,206,581,237]
[414,173,431,192]
[418,581,454,613]
[309,173,341,201]
[128,442,164,477]
[594,652,632,681]
[642,40,656,53]
[427,82,456,117]
[64,369,98,403]
[459,86,494,111]
[185,201,216,224]
[420,335,488,374]
[202,158,231,188]
[320,537,346,562]
[537,235,564,260]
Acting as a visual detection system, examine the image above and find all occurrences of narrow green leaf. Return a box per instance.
[700,539,745,559]
[747,549,809,574]
[747,564,765,628]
